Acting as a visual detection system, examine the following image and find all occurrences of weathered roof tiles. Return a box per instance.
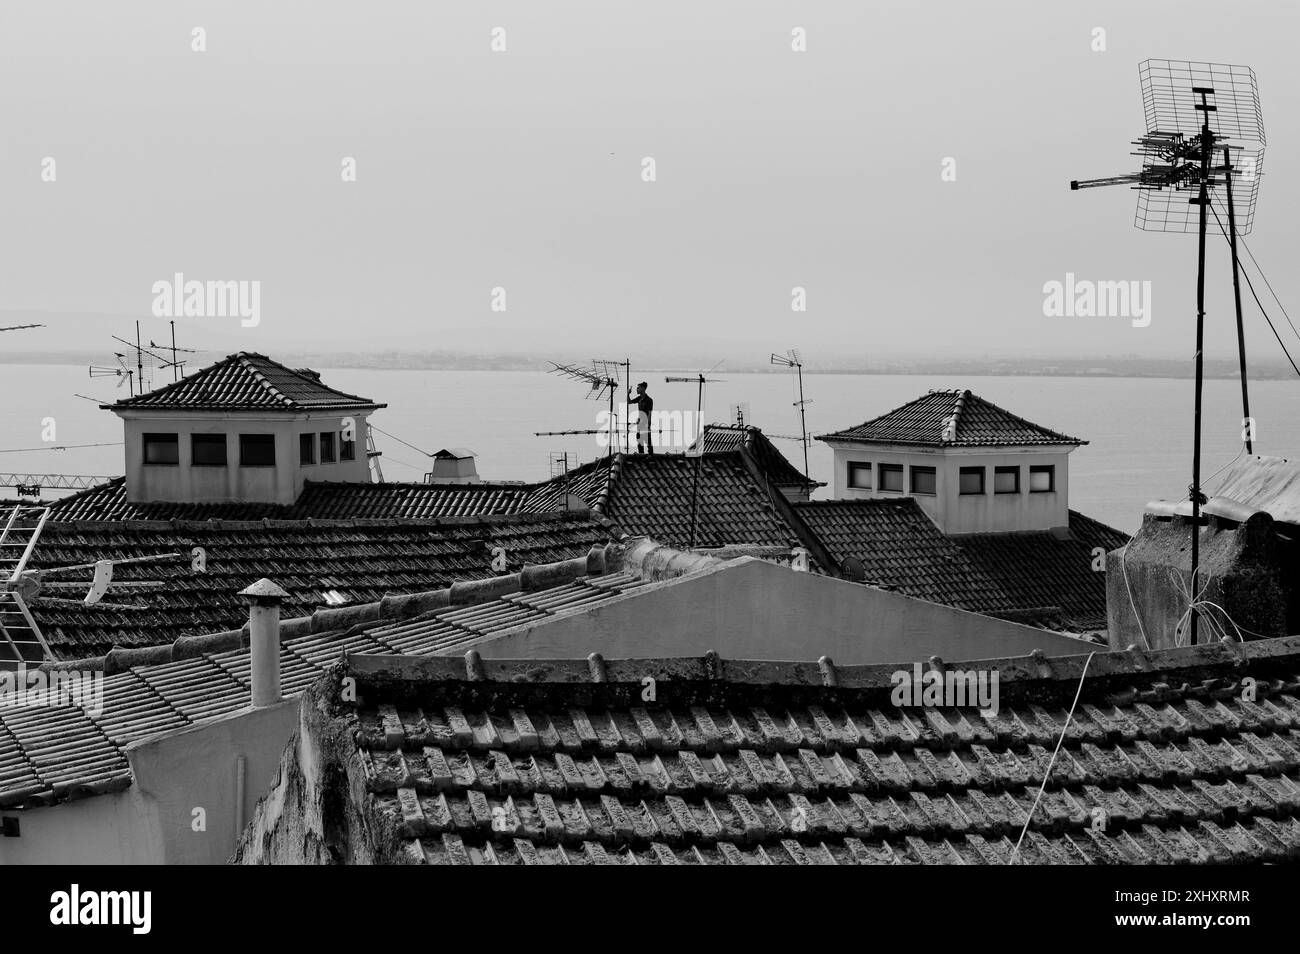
[237,638,1300,865]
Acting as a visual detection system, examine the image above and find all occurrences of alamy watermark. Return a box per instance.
[595,408,706,452]
[890,662,999,716]
[151,272,260,327]
[1042,272,1151,328]
[1,664,104,717]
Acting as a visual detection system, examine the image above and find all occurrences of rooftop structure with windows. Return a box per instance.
[103,352,386,506]
[817,389,1085,534]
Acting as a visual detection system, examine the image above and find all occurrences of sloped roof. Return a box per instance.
[240,638,1300,864]
[1151,454,1300,527]
[0,544,645,809]
[104,352,385,412]
[516,452,807,551]
[599,453,802,550]
[21,512,617,658]
[793,499,1006,609]
[951,512,1130,633]
[289,481,530,520]
[693,424,822,489]
[46,478,292,522]
[817,389,1084,448]
[793,500,1127,633]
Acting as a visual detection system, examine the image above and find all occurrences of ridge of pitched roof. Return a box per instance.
[103,352,386,412]
[816,388,1084,448]
[343,631,1298,698]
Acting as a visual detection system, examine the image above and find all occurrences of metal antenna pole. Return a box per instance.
[795,359,810,493]
[1070,61,1267,647]
[1223,147,1252,455]
[1189,90,1215,646]
[170,321,179,382]
[135,321,145,393]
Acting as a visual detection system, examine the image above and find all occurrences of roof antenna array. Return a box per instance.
[537,360,626,457]
[1070,59,1266,646]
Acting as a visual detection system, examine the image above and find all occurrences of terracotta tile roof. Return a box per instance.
[515,452,807,551]
[518,460,612,513]
[242,638,1300,864]
[20,513,618,658]
[951,512,1130,633]
[289,481,531,520]
[46,478,293,522]
[794,499,1008,609]
[44,477,534,523]
[0,544,663,809]
[817,389,1084,448]
[599,453,802,550]
[792,500,1127,633]
[693,424,822,489]
[104,352,385,412]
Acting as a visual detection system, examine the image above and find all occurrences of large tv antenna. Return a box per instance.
[538,360,626,457]
[770,349,813,493]
[662,366,725,548]
[88,353,136,395]
[665,365,724,454]
[1070,59,1266,645]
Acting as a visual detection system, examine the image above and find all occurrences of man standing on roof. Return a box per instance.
[627,381,654,454]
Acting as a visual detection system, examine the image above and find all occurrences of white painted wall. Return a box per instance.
[824,441,1073,533]
[118,410,372,505]
[0,700,297,865]
[469,558,1091,663]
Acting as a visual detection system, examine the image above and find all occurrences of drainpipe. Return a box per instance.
[239,578,289,707]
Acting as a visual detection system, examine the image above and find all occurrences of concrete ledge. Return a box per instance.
[450,575,521,605]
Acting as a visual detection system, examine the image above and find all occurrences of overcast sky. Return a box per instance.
[2,0,1298,364]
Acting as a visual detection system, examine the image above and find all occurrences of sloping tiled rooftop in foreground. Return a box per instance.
[22,512,617,658]
[0,544,651,809]
[817,389,1083,448]
[794,499,1127,633]
[241,637,1300,865]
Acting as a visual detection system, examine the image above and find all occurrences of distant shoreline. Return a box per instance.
[1,352,1294,381]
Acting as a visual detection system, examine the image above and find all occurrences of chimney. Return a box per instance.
[240,578,289,707]
[425,448,481,484]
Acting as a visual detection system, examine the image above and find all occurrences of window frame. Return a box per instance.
[878,463,904,493]
[1029,464,1055,493]
[239,433,277,467]
[958,466,985,496]
[847,461,873,490]
[142,433,179,467]
[909,465,937,496]
[340,435,356,461]
[299,433,316,465]
[993,465,1020,494]
[319,431,336,464]
[191,433,228,467]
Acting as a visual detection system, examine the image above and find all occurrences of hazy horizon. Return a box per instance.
[4,2,1300,367]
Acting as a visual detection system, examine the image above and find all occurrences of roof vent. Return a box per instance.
[425,448,481,484]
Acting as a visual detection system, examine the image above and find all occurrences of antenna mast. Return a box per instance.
[771,349,812,494]
[1070,59,1266,645]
